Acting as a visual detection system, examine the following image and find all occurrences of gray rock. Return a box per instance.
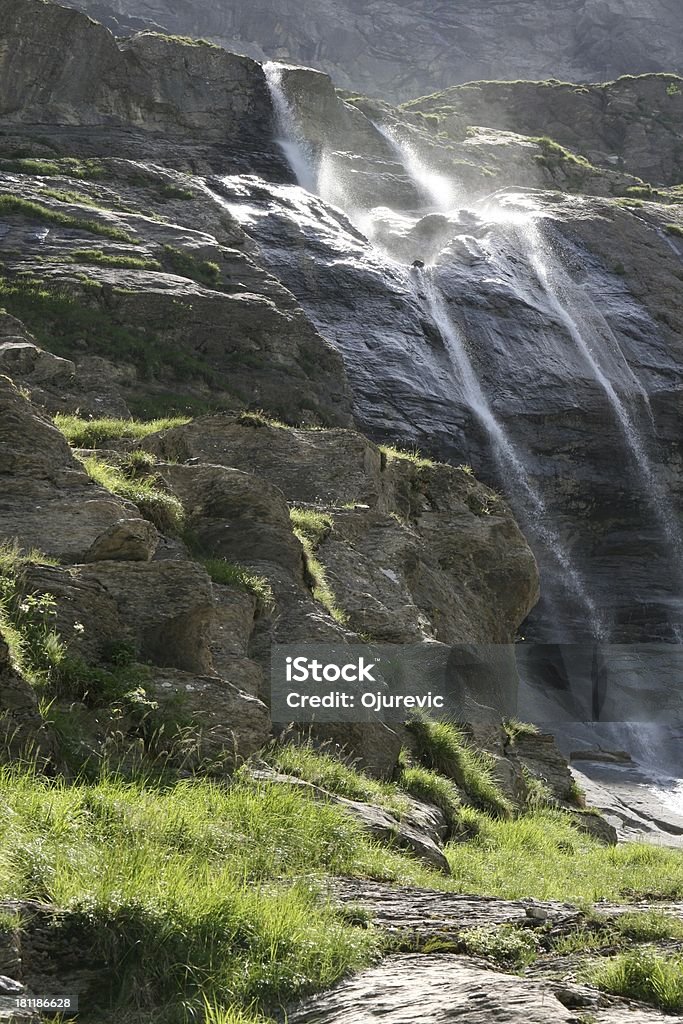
[61,0,683,105]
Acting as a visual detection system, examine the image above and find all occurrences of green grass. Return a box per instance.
[502,718,539,742]
[0,194,136,242]
[588,950,683,1012]
[444,809,683,901]
[55,414,189,449]
[397,753,462,836]
[289,508,333,548]
[665,223,683,238]
[140,31,220,48]
[162,246,221,287]
[406,716,513,818]
[0,157,106,179]
[0,543,63,686]
[237,410,290,429]
[289,509,348,625]
[379,445,436,468]
[613,910,683,942]
[549,909,683,956]
[70,248,162,271]
[0,767,395,1020]
[261,742,408,817]
[0,277,216,382]
[81,455,185,534]
[201,559,274,612]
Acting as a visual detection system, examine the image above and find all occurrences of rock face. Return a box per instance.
[1,0,682,781]
[406,76,683,187]
[0,0,274,157]
[63,0,683,103]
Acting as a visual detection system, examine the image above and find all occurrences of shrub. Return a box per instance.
[81,455,185,534]
[202,559,274,612]
[55,414,189,449]
[588,950,683,1012]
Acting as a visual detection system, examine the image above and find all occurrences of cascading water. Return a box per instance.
[423,272,606,639]
[263,62,318,193]
[236,86,683,787]
[521,220,683,638]
[372,122,456,212]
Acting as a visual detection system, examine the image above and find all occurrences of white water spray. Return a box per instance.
[372,122,456,212]
[263,62,318,193]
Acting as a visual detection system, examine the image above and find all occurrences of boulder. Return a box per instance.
[0,377,158,563]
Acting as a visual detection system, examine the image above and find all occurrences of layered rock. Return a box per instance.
[63,0,683,104]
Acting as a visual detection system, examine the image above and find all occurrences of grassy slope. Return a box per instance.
[2,759,683,1022]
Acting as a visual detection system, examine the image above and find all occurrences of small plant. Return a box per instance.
[458,924,539,969]
[0,543,64,686]
[81,455,185,534]
[55,414,189,449]
[666,81,682,97]
[202,559,274,612]
[588,949,683,1012]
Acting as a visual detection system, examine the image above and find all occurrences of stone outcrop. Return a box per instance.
[0,376,158,563]
[63,0,683,104]
[405,75,683,186]
[0,0,274,155]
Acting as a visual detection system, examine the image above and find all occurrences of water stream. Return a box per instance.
[262,73,683,779]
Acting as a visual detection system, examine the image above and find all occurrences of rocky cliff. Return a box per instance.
[63,0,683,102]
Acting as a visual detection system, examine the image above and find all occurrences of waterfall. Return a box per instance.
[523,222,683,636]
[372,121,456,212]
[423,272,606,639]
[263,62,318,193]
